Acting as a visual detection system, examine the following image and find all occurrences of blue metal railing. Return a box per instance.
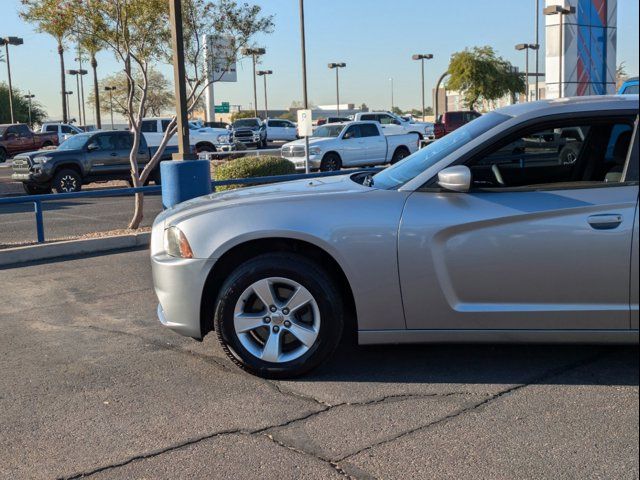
[0,168,381,244]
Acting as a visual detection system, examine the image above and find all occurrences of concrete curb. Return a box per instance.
[0,232,151,268]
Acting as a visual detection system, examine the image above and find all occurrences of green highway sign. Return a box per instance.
[215,102,230,113]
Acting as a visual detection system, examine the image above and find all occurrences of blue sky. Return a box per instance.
[3,0,639,121]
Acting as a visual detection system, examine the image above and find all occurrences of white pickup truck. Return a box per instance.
[140,117,228,152]
[281,121,419,171]
[39,123,84,143]
[350,111,434,139]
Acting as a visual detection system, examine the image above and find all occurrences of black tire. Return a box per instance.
[320,152,342,171]
[213,253,344,379]
[197,143,216,153]
[0,148,7,163]
[391,147,410,164]
[52,168,82,193]
[23,183,52,195]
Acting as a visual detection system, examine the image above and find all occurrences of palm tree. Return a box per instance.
[20,0,76,123]
[79,35,104,129]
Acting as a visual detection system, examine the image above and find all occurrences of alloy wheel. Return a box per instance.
[233,277,321,363]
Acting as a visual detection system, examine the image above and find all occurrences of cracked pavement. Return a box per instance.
[1,249,638,479]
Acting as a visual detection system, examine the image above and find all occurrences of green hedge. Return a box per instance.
[213,155,296,191]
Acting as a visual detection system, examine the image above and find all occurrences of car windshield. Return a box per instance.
[0,126,6,136]
[371,112,510,189]
[233,119,259,128]
[312,125,344,138]
[58,133,91,151]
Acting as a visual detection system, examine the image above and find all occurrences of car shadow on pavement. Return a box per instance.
[306,343,639,386]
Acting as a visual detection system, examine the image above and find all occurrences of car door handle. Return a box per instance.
[587,214,623,230]
[110,152,118,156]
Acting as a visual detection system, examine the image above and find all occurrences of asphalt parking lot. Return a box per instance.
[1,248,638,479]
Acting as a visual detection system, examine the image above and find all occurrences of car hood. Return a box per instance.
[16,149,80,162]
[283,137,336,148]
[157,173,370,227]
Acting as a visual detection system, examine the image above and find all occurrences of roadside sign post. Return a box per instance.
[204,35,237,123]
[297,109,313,173]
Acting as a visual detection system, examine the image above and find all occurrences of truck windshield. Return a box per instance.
[58,133,91,151]
[371,112,510,189]
[312,125,344,138]
[233,119,259,128]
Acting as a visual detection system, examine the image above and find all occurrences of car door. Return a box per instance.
[398,114,639,331]
[283,121,298,141]
[378,114,404,135]
[85,133,122,174]
[339,125,366,166]
[267,120,283,141]
[358,123,387,164]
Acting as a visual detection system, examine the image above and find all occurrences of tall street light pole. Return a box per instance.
[534,0,540,100]
[328,62,346,116]
[104,86,116,129]
[242,47,266,118]
[412,53,433,120]
[169,0,195,160]
[298,0,310,173]
[64,91,73,122]
[24,92,35,126]
[66,69,86,125]
[2,36,24,124]
[389,78,394,112]
[515,44,538,101]
[256,70,272,119]
[544,4,575,98]
[76,52,88,126]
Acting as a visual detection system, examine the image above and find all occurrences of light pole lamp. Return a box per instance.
[67,69,88,125]
[104,86,116,129]
[2,36,24,124]
[327,62,346,116]
[411,54,433,120]
[515,44,539,101]
[544,4,575,98]
[242,47,266,118]
[256,69,273,120]
[23,92,35,126]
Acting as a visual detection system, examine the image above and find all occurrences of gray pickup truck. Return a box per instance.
[11,130,178,195]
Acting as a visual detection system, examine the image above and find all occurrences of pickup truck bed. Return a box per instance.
[0,124,59,162]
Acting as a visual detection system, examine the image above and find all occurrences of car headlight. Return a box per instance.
[217,134,230,143]
[34,156,53,164]
[164,226,194,258]
[309,146,322,155]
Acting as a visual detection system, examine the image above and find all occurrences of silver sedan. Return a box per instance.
[151,95,639,378]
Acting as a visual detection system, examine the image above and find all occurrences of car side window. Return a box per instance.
[360,114,376,122]
[45,125,56,132]
[360,124,380,137]
[141,120,157,133]
[379,115,396,125]
[161,120,171,132]
[61,125,74,134]
[343,125,361,139]
[16,125,31,136]
[467,118,635,189]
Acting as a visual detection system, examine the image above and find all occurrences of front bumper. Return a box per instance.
[282,155,321,170]
[151,251,216,339]
[11,171,51,183]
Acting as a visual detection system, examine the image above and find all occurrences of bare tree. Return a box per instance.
[74,0,273,228]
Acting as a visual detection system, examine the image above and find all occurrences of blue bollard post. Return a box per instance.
[34,200,45,243]
[160,160,212,209]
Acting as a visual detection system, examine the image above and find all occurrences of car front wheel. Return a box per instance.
[213,253,344,378]
[52,169,82,193]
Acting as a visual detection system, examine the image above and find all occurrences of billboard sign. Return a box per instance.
[205,35,237,83]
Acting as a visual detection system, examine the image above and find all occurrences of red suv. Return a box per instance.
[433,111,481,139]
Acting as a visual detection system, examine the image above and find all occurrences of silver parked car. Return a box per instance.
[151,95,639,378]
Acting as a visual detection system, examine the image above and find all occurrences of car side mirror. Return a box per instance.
[87,142,99,151]
[343,132,353,140]
[437,165,471,192]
